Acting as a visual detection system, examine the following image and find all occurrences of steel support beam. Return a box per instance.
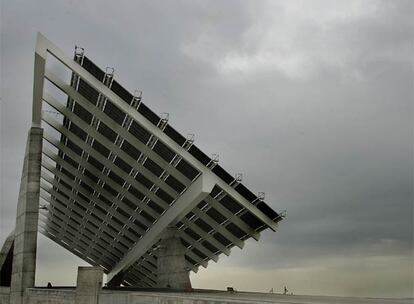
[39,217,115,269]
[107,173,215,285]
[32,34,46,126]
[179,217,231,256]
[191,208,245,249]
[42,109,174,208]
[41,156,153,231]
[177,230,219,263]
[39,185,134,261]
[42,92,184,199]
[205,196,260,241]
[36,33,277,231]
[43,77,190,187]
[42,147,158,224]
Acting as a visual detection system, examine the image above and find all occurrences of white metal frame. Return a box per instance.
[33,33,281,286]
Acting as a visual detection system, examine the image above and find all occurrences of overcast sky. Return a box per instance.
[1,0,413,298]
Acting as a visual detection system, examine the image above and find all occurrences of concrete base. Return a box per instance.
[0,287,10,304]
[10,127,43,304]
[156,226,191,290]
[74,267,103,304]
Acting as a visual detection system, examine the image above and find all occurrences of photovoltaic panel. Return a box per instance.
[35,34,285,288]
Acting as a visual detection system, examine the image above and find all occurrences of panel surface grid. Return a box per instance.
[39,48,281,287]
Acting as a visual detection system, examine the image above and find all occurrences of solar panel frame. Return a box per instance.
[34,34,284,287]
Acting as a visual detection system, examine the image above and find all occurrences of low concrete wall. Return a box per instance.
[18,289,260,304]
[23,289,264,304]
[25,289,74,304]
[15,288,414,304]
[0,287,10,304]
[98,290,275,304]
[98,291,414,304]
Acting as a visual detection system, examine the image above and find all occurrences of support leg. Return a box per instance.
[75,267,103,304]
[10,127,43,304]
[157,226,192,290]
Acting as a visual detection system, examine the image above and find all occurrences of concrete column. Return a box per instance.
[75,266,103,304]
[157,226,192,290]
[10,127,43,304]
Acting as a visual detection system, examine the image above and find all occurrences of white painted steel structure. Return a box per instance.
[33,33,284,287]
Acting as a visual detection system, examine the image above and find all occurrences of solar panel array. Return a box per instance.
[37,41,283,287]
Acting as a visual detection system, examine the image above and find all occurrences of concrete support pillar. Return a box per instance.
[157,226,192,290]
[75,267,103,304]
[10,127,43,304]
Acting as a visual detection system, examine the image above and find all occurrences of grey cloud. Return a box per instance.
[1,0,413,297]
